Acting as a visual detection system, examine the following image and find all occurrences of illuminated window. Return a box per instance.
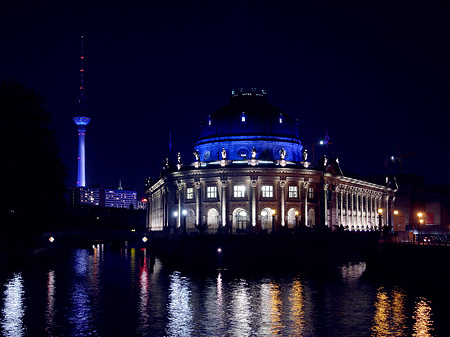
[261,185,273,198]
[233,185,245,198]
[206,186,217,199]
[288,186,298,198]
[241,112,246,123]
[186,187,194,200]
[308,187,314,199]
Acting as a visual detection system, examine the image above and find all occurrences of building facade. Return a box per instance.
[146,89,396,233]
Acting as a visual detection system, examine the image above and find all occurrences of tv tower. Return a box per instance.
[73,35,91,187]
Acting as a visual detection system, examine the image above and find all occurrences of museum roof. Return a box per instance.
[198,89,300,141]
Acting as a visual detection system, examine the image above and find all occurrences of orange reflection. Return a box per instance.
[291,279,305,335]
[412,297,434,337]
[269,283,282,335]
[372,287,390,336]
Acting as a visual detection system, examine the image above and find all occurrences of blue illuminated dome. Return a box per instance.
[195,89,302,161]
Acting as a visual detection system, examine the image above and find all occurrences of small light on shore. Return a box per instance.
[49,237,55,243]
[217,247,222,254]
[142,236,148,243]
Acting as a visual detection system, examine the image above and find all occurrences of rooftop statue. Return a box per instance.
[280,148,286,160]
[193,149,200,161]
[221,147,227,160]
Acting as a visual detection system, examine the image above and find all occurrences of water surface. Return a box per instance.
[1,245,447,336]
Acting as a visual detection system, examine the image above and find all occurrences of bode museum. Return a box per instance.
[145,89,396,234]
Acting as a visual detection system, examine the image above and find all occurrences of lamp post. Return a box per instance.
[377,208,383,231]
[295,210,299,228]
[174,209,188,233]
[417,212,424,244]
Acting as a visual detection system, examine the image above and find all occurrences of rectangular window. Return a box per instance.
[288,186,298,198]
[186,187,194,200]
[206,186,217,199]
[308,187,314,199]
[262,185,273,198]
[233,185,246,198]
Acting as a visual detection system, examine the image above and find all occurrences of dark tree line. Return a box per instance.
[2,80,67,236]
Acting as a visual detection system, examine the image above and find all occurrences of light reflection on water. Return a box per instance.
[0,250,445,336]
[1,273,25,337]
[45,270,56,335]
[413,297,434,337]
[166,271,193,336]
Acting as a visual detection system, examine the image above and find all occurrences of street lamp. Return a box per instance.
[417,212,425,243]
[174,209,188,233]
[295,210,299,228]
[377,208,383,231]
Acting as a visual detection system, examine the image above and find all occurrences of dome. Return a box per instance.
[195,89,303,162]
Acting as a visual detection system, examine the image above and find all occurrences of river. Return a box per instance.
[1,244,448,336]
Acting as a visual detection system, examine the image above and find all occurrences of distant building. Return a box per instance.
[70,184,145,210]
[146,89,396,233]
[104,189,137,209]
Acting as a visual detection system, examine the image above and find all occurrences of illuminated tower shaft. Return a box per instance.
[73,35,90,187]
[74,117,90,187]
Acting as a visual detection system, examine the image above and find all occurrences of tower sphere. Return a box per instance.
[195,89,302,162]
[73,116,91,126]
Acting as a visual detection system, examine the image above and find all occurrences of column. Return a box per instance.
[195,180,201,226]
[356,190,360,229]
[345,190,349,227]
[177,182,183,228]
[251,177,257,227]
[303,181,309,226]
[280,178,286,227]
[323,183,329,228]
[221,179,227,228]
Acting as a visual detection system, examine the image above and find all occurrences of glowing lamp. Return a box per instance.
[142,237,148,243]
[182,209,188,216]
[394,210,399,215]
[378,208,383,214]
[295,210,299,216]
[48,237,55,243]
[173,211,178,217]
[417,212,423,218]
[272,209,276,215]
[217,248,222,253]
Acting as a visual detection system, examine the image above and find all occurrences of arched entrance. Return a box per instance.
[287,208,298,229]
[232,207,247,233]
[308,208,315,227]
[206,208,219,233]
[261,207,274,233]
[186,209,196,232]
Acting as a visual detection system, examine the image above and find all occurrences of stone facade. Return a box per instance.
[145,90,395,233]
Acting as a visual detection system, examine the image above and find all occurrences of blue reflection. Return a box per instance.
[230,279,252,336]
[1,273,26,337]
[68,249,94,336]
[166,271,193,336]
[45,270,56,334]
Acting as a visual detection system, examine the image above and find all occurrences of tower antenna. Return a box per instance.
[73,35,91,187]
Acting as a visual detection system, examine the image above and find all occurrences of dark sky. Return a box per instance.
[2,1,449,197]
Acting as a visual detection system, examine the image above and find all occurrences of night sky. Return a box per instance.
[2,1,449,197]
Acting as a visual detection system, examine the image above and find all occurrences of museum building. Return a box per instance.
[145,89,396,234]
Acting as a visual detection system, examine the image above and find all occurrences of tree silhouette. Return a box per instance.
[2,80,67,235]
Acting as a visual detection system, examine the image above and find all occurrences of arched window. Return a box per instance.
[233,207,247,232]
